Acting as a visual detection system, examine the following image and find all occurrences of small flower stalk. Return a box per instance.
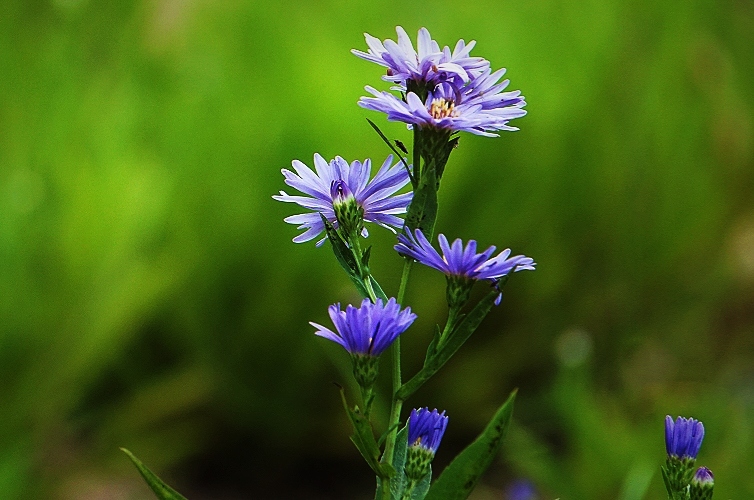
[311,298,416,414]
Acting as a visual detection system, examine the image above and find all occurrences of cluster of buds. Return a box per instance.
[662,415,714,500]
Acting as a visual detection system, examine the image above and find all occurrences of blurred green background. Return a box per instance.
[1,0,753,498]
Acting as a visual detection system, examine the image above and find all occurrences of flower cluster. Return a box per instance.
[271,24,534,500]
[662,416,714,500]
[354,27,526,136]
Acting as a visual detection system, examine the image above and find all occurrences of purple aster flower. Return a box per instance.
[310,298,417,357]
[665,415,705,459]
[404,407,448,481]
[273,154,412,245]
[408,408,448,454]
[395,229,535,305]
[690,467,714,500]
[359,77,526,136]
[352,26,489,91]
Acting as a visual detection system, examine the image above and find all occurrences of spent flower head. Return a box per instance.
[352,26,489,93]
[396,229,535,306]
[273,154,412,245]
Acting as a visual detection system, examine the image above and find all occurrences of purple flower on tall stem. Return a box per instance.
[665,415,705,459]
[352,26,490,91]
[395,229,535,305]
[273,154,412,245]
[310,298,417,357]
[407,408,449,454]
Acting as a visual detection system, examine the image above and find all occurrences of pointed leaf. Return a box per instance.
[369,275,389,302]
[424,391,517,500]
[403,166,438,238]
[398,290,497,400]
[323,215,371,298]
[121,448,188,500]
[375,424,409,499]
[366,119,413,184]
[340,388,393,478]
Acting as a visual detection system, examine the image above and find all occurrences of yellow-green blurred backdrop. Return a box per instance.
[1,0,752,498]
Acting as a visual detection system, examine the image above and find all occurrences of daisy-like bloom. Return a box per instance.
[352,26,489,92]
[665,416,705,459]
[405,408,449,480]
[273,154,412,245]
[395,229,535,306]
[359,77,526,137]
[311,297,417,358]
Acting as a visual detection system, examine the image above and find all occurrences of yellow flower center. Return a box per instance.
[429,98,459,119]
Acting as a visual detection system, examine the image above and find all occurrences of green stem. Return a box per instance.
[350,234,378,303]
[437,305,460,349]
[380,259,413,500]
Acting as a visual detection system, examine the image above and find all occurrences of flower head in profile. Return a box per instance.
[404,408,448,480]
[395,229,535,305]
[359,78,526,136]
[665,415,705,459]
[408,408,448,454]
[273,154,412,245]
[310,298,417,357]
[352,26,489,91]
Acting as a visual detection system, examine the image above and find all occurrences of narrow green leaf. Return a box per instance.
[366,119,413,185]
[121,448,188,500]
[322,216,370,298]
[375,425,409,500]
[398,290,497,400]
[340,388,393,478]
[369,276,389,302]
[424,390,517,500]
[403,166,438,238]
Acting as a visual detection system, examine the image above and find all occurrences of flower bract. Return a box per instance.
[310,298,416,357]
[273,154,412,245]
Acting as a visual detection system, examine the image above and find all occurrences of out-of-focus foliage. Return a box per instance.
[1,0,752,498]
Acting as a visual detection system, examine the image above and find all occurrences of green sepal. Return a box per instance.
[375,425,432,500]
[339,387,395,479]
[403,165,438,238]
[661,465,674,499]
[424,390,517,500]
[121,448,188,500]
[397,290,497,400]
